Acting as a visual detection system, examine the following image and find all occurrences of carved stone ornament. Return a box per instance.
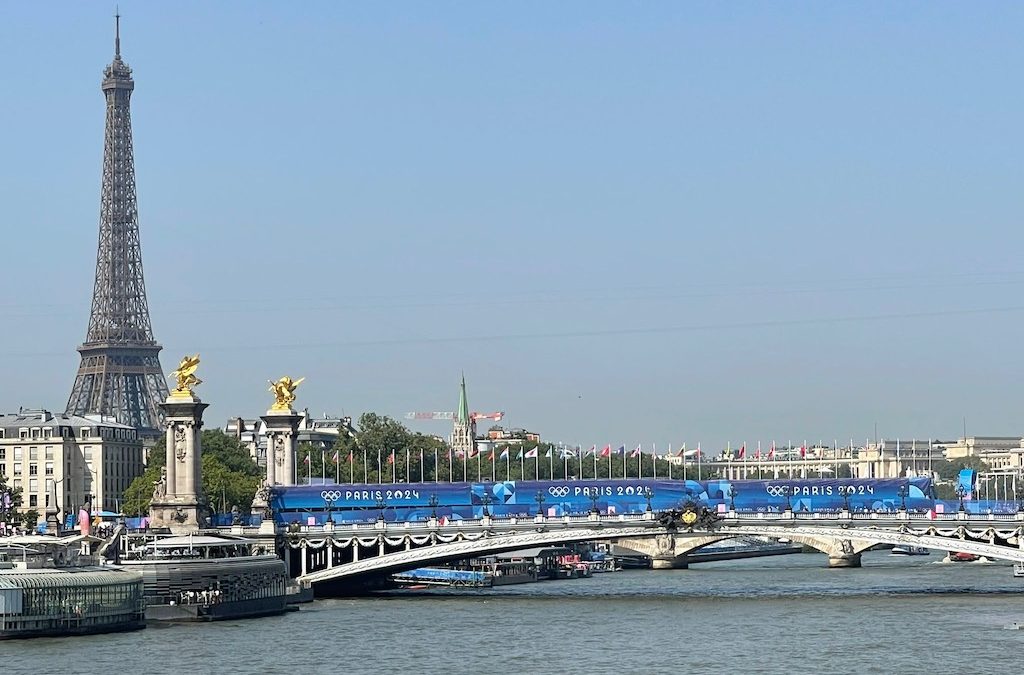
[656,534,675,554]
[174,426,187,462]
[274,435,286,467]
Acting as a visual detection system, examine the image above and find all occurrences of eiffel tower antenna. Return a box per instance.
[66,17,169,439]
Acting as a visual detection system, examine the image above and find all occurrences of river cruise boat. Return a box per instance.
[890,546,930,556]
[116,532,289,622]
[0,534,145,639]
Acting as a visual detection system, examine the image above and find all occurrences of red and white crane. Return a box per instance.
[404,411,505,422]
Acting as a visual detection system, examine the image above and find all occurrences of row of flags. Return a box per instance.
[303,442,845,465]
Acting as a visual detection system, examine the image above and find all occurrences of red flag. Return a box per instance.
[347,451,354,463]
[332,451,340,463]
[799,445,806,458]
[738,445,745,459]
[630,445,642,458]
[303,455,311,465]
[768,444,775,460]
[487,450,495,461]
[599,444,612,458]
[386,451,395,465]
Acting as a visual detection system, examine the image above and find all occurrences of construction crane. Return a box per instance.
[404,411,505,422]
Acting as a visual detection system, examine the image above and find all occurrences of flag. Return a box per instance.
[468,447,479,458]
[584,445,596,457]
[500,448,510,459]
[737,445,745,459]
[332,450,339,463]
[386,451,395,465]
[488,450,495,461]
[799,445,806,458]
[347,451,354,463]
[544,448,552,458]
[525,448,538,459]
[768,442,775,460]
[303,455,311,464]
[615,445,625,456]
[630,445,641,458]
[599,445,611,458]
[516,449,524,460]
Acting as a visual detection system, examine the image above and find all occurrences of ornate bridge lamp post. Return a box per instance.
[428,494,439,528]
[534,492,546,520]
[323,494,336,531]
[840,490,851,519]
[955,484,967,515]
[643,487,654,515]
[897,484,909,519]
[589,493,600,519]
[375,497,387,529]
[1016,486,1024,519]
[781,486,793,518]
[480,493,492,525]
[727,485,738,516]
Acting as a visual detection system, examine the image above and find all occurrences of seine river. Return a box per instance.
[5,553,1023,674]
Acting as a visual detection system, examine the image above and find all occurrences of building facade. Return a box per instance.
[0,409,144,524]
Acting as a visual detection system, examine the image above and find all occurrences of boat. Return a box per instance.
[1013,562,1024,578]
[890,546,930,556]
[942,552,985,563]
[114,532,290,622]
[0,534,146,639]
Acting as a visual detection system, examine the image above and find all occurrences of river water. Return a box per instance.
[4,552,1023,674]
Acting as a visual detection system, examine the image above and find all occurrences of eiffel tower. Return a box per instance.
[66,16,169,439]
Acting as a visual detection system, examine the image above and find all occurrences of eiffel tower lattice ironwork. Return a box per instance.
[66,16,169,438]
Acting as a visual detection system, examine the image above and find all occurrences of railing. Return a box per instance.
[277,509,1024,539]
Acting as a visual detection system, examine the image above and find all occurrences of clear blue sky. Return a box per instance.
[1,2,1022,450]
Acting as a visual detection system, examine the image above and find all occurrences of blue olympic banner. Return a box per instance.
[270,476,935,524]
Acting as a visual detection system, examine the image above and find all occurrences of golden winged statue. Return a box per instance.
[268,376,305,411]
[170,354,202,397]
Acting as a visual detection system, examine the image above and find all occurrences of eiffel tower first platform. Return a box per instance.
[66,17,169,440]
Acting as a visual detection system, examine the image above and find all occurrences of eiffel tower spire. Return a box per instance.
[66,16,169,438]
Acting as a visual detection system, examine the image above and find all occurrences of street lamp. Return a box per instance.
[643,487,654,513]
[955,484,966,513]
[1016,486,1024,514]
[780,485,792,512]
[375,497,387,522]
[589,493,600,515]
[323,493,336,524]
[897,484,909,511]
[481,493,492,518]
[841,490,850,513]
[428,494,439,520]
[728,485,738,512]
[534,491,545,517]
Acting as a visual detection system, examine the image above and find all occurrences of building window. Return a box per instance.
[29,478,37,493]
[13,464,22,475]
[28,464,37,476]
[13,479,21,490]
[13,448,22,461]
[42,427,52,438]
[30,428,40,440]
[45,462,53,476]
[0,449,4,461]
[81,428,90,440]
[19,429,28,439]
[29,495,37,507]
[83,447,92,460]
[29,447,37,460]
[45,446,53,460]
[0,429,5,439]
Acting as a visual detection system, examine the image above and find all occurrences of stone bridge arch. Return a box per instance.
[622,531,879,568]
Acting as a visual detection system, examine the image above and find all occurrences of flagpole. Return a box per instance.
[697,442,702,481]
[363,447,368,484]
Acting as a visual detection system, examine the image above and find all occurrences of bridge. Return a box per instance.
[281,510,1024,594]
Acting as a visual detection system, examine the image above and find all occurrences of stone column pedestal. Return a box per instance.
[261,409,302,486]
[149,394,209,533]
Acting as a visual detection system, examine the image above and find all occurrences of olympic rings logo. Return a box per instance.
[765,485,790,497]
[321,490,343,502]
[548,486,570,497]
